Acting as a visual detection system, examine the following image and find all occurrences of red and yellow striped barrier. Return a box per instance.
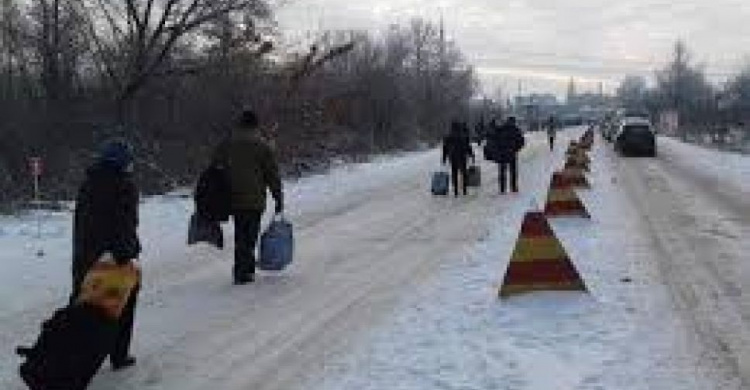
[558,167,590,188]
[565,151,590,172]
[499,211,588,298]
[580,130,595,150]
[544,173,590,218]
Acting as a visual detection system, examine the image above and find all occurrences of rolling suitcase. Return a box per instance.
[18,304,117,390]
[431,171,449,196]
[17,257,140,390]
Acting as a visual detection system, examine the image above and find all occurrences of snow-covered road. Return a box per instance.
[2,130,749,389]
[293,132,747,390]
[2,134,553,389]
[618,137,750,387]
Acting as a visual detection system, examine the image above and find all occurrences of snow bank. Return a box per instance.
[659,136,750,195]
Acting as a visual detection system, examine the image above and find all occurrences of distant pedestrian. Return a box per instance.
[71,138,141,371]
[212,110,284,285]
[546,116,559,151]
[443,121,475,197]
[485,117,525,193]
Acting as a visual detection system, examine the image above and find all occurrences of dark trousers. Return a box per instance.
[70,271,139,365]
[549,136,555,151]
[233,210,263,279]
[449,159,469,196]
[498,158,518,193]
[111,286,138,364]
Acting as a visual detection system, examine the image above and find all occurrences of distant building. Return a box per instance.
[513,94,561,131]
[562,81,614,124]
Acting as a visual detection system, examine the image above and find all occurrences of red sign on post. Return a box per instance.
[29,157,43,177]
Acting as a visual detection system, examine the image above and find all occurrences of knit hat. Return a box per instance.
[97,139,134,171]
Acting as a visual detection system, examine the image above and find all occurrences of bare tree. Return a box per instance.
[0,0,33,100]
[617,75,648,111]
[655,41,715,132]
[0,10,479,207]
[26,0,89,103]
[723,63,750,125]
[76,0,272,116]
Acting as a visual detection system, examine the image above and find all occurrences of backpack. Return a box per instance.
[195,165,231,223]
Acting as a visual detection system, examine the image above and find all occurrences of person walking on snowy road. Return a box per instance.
[71,138,141,371]
[443,121,476,197]
[546,115,559,151]
[212,110,284,285]
[485,117,525,194]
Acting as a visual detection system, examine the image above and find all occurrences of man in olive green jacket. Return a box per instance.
[213,110,284,284]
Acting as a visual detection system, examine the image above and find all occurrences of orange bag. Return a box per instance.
[77,255,140,320]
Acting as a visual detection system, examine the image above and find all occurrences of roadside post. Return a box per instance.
[29,157,45,257]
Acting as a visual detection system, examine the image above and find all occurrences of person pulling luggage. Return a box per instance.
[442,121,475,197]
[71,138,141,371]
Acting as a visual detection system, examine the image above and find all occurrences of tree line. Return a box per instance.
[0,0,477,207]
[616,40,750,138]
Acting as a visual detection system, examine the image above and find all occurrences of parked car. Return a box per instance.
[615,118,657,157]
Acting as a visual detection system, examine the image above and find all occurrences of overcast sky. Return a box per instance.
[275,0,750,98]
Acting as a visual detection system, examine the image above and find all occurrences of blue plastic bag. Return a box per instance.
[259,215,294,271]
[431,171,449,196]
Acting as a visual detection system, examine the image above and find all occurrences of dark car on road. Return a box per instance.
[615,118,657,157]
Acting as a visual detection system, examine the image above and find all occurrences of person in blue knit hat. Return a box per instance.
[71,138,141,371]
[97,138,135,172]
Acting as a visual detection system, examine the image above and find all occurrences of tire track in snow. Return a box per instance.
[617,147,750,388]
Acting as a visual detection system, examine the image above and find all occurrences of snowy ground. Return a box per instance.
[301,132,745,390]
[1,129,748,389]
[658,136,750,195]
[616,136,750,386]
[0,136,548,389]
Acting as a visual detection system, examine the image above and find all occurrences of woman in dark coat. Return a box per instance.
[71,139,141,371]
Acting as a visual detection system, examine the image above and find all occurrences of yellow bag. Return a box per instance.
[78,254,140,320]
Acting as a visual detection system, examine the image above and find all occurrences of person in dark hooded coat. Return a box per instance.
[71,138,141,371]
[212,110,284,285]
[487,117,525,193]
[442,121,475,197]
